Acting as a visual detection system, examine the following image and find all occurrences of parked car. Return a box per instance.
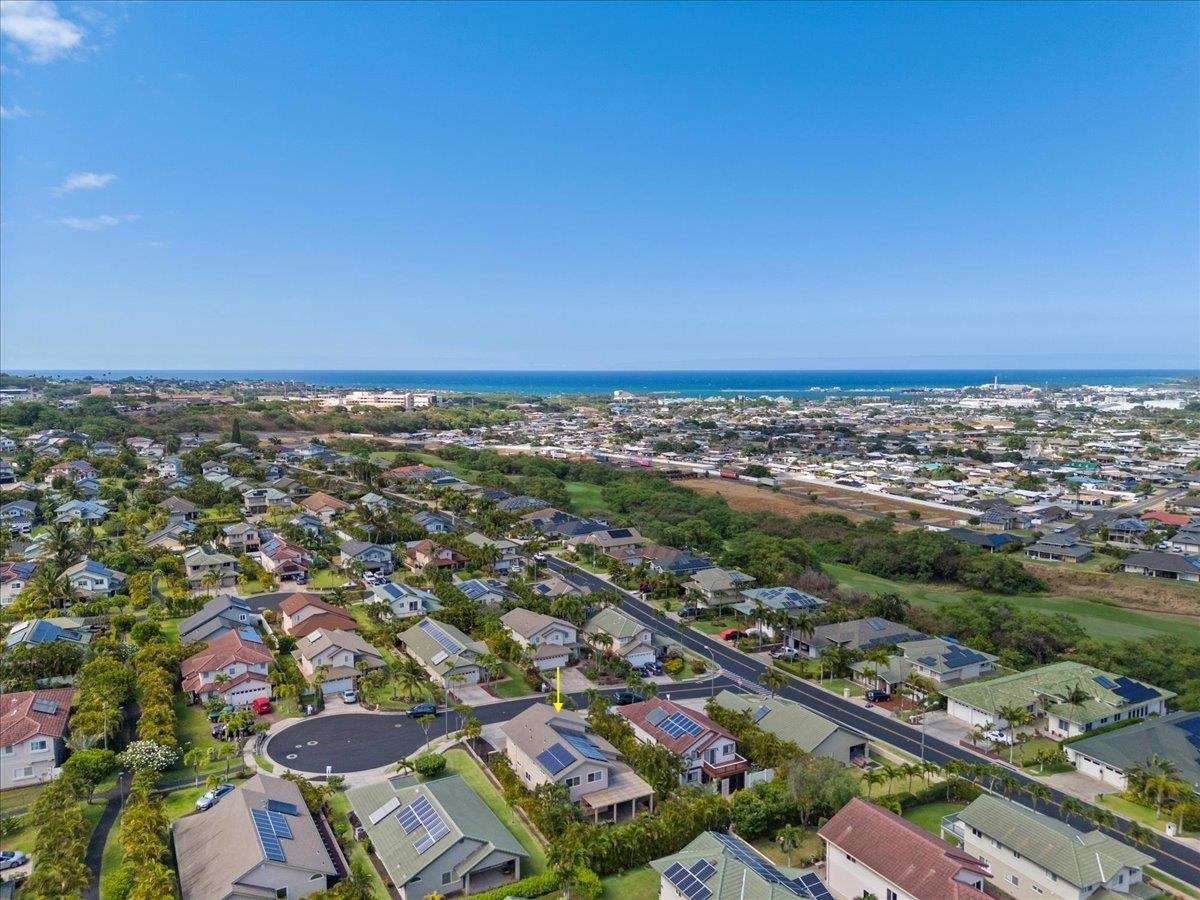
[642,661,663,676]
[0,851,28,871]
[864,690,891,702]
[342,689,358,704]
[406,702,438,719]
[611,690,645,706]
[677,606,700,618]
[252,697,272,715]
[293,573,308,585]
[983,728,1014,746]
[770,646,799,660]
[719,628,745,642]
[207,704,235,722]
[195,783,235,811]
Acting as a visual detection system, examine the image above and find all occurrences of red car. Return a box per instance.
[719,628,745,642]
[252,697,273,715]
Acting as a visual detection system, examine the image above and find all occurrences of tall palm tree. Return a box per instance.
[776,824,805,866]
[1059,796,1086,822]
[46,521,80,572]
[760,668,787,698]
[862,769,886,798]
[1125,822,1158,849]
[1025,782,1052,812]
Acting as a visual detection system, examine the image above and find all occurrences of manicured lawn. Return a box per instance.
[902,801,966,837]
[1012,736,1072,772]
[565,481,609,516]
[4,798,106,856]
[308,568,346,589]
[1098,793,1199,838]
[0,782,47,815]
[749,829,824,868]
[492,661,536,699]
[443,749,546,875]
[175,695,222,754]
[818,677,863,698]
[327,791,391,899]
[825,563,1200,644]
[601,865,660,899]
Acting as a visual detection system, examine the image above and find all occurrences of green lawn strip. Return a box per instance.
[565,481,609,516]
[443,748,546,875]
[1149,867,1200,899]
[825,563,1200,644]
[254,753,275,773]
[326,791,391,899]
[902,801,967,838]
[1,795,106,855]
[817,677,863,698]
[308,568,346,589]
[0,782,48,815]
[490,661,536,699]
[1097,793,1198,838]
[748,830,824,868]
[600,865,660,899]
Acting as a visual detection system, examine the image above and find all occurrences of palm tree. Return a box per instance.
[1144,772,1184,819]
[901,762,921,792]
[313,664,331,708]
[997,704,1033,764]
[46,521,80,572]
[920,761,940,786]
[200,570,220,594]
[862,769,886,798]
[1059,796,1086,822]
[997,773,1020,799]
[1025,782,1052,812]
[776,824,805,866]
[1086,806,1117,831]
[760,668,787,698]
[183,746,209,786]
[1125,821,1158,849]
[391,656,427,701]
[862,646,892,692]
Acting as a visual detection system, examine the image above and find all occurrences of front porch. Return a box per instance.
[581,768,655,823]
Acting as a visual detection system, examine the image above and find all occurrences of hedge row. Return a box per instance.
[469,871,561,900]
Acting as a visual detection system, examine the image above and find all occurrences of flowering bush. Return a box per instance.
[118,740,178,773]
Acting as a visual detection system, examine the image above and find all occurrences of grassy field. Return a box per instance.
[601,865,660,899]
[565,481,609,516]
[0,783,47,815]
[749,829,824,867]
[443,749,546,875]
[491,661,536,699]
[902,801,966,838]
[1,796,106,855]
[826,563,1200,644]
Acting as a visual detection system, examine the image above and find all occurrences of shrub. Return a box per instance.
[470,871,561,900]
[663,657,684,675]
[414,753,446,777]
[0,814,25,838]
[690,658,707,675]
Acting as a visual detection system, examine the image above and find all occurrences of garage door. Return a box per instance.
[321,677,354,695]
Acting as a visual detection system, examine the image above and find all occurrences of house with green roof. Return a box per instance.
[1063,710,1200,793]
[651,830,831,900]
[714,690,869,765]
[399,618,489,687]
[941,662,1173,738]
[946,795,1156,900]
[345,774,527,899]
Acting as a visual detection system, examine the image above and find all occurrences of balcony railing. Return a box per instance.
[701,754,749,779]
[942,815,965,840]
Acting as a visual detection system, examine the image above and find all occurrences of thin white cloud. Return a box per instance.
[0,0,86,63]
[58,213,137,231]
[0,103,28,118]
[51,170,116,194]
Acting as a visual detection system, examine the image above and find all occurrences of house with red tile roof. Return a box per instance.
[181,628,273,706]
[0,687,75,789]
[616,698,748,792]
[279,594,358,637]
[299,491,352,523]
[819,798,990,900]
[404,539,466,575]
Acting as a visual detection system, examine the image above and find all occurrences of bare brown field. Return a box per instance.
[1027,564,1200,619]
[683,477,885,524]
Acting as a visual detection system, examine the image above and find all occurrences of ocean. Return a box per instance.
[14,369,1194,398]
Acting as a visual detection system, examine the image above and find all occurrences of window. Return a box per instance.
[587,771,602,783]
[1032,885,1043,894]
[1012,851,1022,861]
[565,776,580,787]
[30,739,48,752]
[1006,874,1019,887]
[969,827,981,838]
[276,889,288,900]
[1,745,13,756]
[442,873,452,885]
[886,891,898,900]
[12,767,33,780]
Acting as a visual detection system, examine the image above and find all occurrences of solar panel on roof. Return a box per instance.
[562,732,606,762]
[418,618,461,654]
[1094,675,1118,690]
[536,743,573,775]
[251,808,286,862]
[396,804,421,833]
[711,831,823,895]
[664,862,712,900]
[267,810,293,839]
[267,799,298,816]
[866,618,886,631]
[30,699,58,715]
[691,860,716,882]
[796,871,834,900]
[646,707,668,726]
[753,705,770,723]
[1112,676,1160,705]
[368,797,401,825]
[660,712,704,738]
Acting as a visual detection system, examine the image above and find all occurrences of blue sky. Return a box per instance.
[1,1,1197,371]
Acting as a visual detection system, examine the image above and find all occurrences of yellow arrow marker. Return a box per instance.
[552,666,563,711]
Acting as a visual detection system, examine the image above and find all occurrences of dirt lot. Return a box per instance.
[682,477,960,527]
[1028,563,1200,619]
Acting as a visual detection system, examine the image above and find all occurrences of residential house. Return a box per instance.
[172,774,337,900]
[684,567,757,607]
[1166,525,1200,555]
[339,539,394,574]
[979,506,1032,530]
[499,704,654,822]
[564,527,644,555]
[947,795,1153,900]
[853,637,998,694]
[5,618,91,650]
[462,532,520,573]
[1120,550,1200,582]
[45,460,97,484]
[500,608,577,672]
[618,698,748,792]
[64,558,126,598]
[942,661,1174,738]
[369,581,441,620]
[399,618,488,687]
[404,540,466,575]
[242,486,293,516]
[357,492,390,514]
[733,586,826,637]
[299,491,351,523]
[820,798,990,900]
[0,561,36,606]
[143,521,196,552]
[181,628,273,706]
[0,499,37,535]
[944,528,1026,553]
[583,606,675,669]
[652,831,831,900]
[0,460,15,485]
[280,593,359,638]
[222,522,262,555]
[201,460,230,479]
[1063,710,1200,792]
[157,457,186,481]
[786,617,926,659]
[1025,533,1093,563]
[54,498,108,524]
[159,496,200,522]
[289,511,325,538]
[1106,517,1151,548]
[178,595,260,644]
[714,691,869,766]
[0,688,75,790]
[183,546,239,589]
[412,510,456,534]
[456,578,518,607]
[293,628,385,695]
[346,774,528,899]
[529,573,587,600]
[259,534,314,580]
[267,476,311,498]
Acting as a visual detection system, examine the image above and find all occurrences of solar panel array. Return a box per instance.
[562,732,606,762]
[646,707,669,726]
[663,861,713,900]
[1180,715,1200,755]
[536,742,575,775]
[866,618,887,631]
[710,832,830,898]
[251,808,287,862]
[659,712,704,738]
[368,797,401,825]
[418,618,462,654]
[267,799,299,816]
[1094,675,1117,690]
[30,699,58,715]
[1112,676,1160,705]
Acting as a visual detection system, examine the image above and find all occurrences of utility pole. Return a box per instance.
[103,702,109,751]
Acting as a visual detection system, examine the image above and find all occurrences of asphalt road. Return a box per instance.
[542,556,1200,888]
[265,677,744,774]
